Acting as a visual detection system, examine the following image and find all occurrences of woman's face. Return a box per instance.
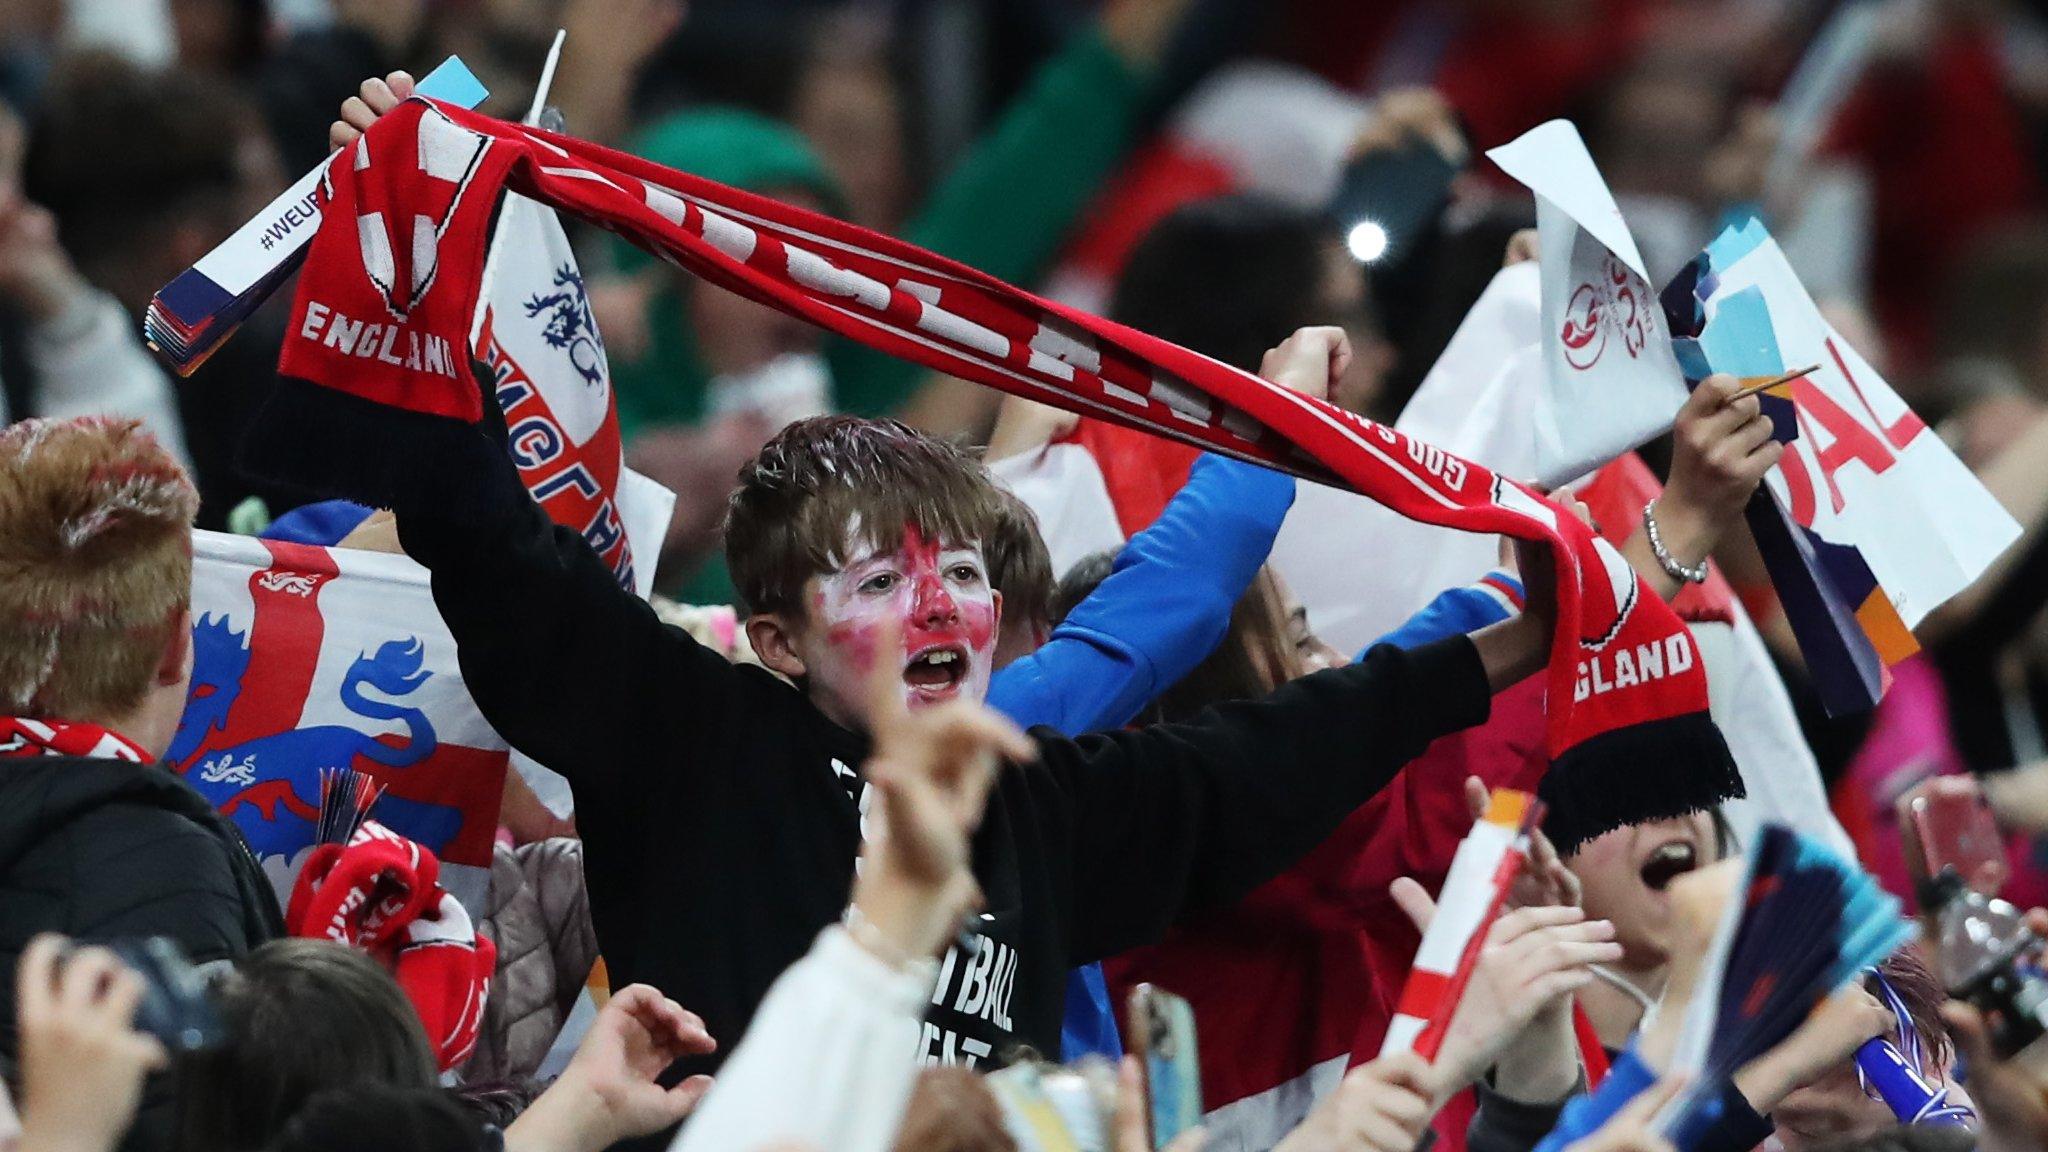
[1565,810,1719,965]
[1273,571,1347,679]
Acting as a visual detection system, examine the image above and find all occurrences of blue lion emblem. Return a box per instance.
[524,264,607,389]
[171,615,465,862]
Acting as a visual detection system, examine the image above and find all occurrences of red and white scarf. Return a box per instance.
[285,820,495,1070]
[0,718,150,763]
[271,97,1739,831]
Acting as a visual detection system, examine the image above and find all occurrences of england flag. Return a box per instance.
[172,531,510,914]
[475,190,671,596]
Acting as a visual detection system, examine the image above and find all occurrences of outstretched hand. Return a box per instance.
[504,984,717,1152]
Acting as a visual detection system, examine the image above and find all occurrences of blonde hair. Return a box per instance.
[0,417,197,717]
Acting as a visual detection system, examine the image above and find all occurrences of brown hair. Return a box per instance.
[177,940,439,1152]
[1150,566,1302,723]
[985,488,1055,634]
[724,416,1008,617]
[0,417,196,717]
[1874,945,1954,1072]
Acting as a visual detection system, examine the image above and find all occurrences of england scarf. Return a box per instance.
[261,97,1738,828]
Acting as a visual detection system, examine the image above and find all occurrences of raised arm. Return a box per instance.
[1042,633,1495,962]
[384,418,744,788]
[244,356,744,795]
[1002,454,1294,735]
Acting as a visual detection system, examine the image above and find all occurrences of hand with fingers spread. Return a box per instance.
[13,934,169,1152]
[329,71,415,154]
[1390,877,1619,1103]
[851,624,1036,963]
[1633,373,1785,594]
[504,984,717,1152]
[1275,1051,1437,1152]
[1562,1074,1688,1152]
[1259,326,1351,403]
[1114,1054,1206,1152]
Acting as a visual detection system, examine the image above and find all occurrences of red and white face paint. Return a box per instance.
[800,524,1000,726]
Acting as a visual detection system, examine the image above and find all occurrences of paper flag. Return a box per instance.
[1485,120,1691,487]
[1664,220,2020,714]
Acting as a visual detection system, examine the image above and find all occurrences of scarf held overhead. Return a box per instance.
[269,97,1738,832]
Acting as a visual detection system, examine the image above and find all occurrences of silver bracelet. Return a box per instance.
[1642,499,1709,584]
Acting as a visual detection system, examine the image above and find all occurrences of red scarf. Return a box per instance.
[286,821,495,1071]
[268,97,1738,834]
[0,718,150,763]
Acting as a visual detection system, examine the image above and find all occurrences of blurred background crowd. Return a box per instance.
[0,0,2042,742]
[11,0,2048,929]
[17,3,2048,1152]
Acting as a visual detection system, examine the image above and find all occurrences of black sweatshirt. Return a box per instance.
[292,404,1498,1078]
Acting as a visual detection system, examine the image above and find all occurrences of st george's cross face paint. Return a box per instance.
[801,523,1001,725]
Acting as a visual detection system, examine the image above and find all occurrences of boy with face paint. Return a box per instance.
[253,327,1559,1132]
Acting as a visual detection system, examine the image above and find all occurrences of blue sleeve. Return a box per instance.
[987,454,1294,734]
[1367,572,1522,656]
[1534,1048,1657,1152]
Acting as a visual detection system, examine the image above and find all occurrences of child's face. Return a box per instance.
[798,524,1001,727]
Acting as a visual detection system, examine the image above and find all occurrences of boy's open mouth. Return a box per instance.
[903,644,969,697]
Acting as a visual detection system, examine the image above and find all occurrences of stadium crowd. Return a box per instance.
[7,2,2048,1152]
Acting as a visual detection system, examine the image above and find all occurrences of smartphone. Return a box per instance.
[1898,776,2008,897]
[1127,984,1202,1149]
[103,937,226,1054]
[1325,141,1460,268]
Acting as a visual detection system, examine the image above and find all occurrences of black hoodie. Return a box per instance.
[0,753,283,1150]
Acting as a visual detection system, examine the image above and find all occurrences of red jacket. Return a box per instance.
[1105,679,1549,1148]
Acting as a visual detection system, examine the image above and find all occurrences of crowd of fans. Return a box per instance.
[9,1,2048,1152]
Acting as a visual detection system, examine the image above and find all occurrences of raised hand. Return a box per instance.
[329,71,415,153]
[504,984,717,1152]
[1461,775,1580,912]
[1730,985,1893,1113]
[850,623,1035,962]
[1390,877,1618,1102]
[1632,373,1784,594]
[14,935,169,1152]
[1259,326,1352,403]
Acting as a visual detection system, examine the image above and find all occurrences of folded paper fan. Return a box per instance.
[1660,824,1914,1140]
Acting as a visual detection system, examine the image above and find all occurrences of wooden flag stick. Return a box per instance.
[1730,363,1821,403]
